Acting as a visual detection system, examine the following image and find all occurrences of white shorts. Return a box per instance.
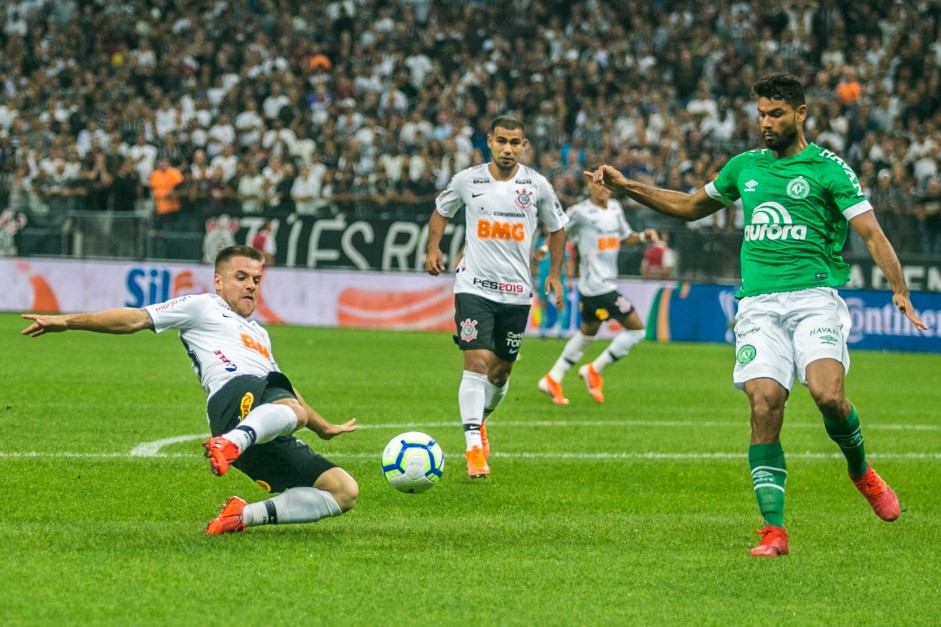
[732,287,851,392]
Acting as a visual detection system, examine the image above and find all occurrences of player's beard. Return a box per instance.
[762,124,799,152]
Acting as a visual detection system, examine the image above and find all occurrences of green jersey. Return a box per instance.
[705,142,872,298]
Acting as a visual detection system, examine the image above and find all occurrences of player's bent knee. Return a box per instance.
[316,467,358,512]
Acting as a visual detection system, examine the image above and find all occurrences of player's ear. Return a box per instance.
[795,104,808,124]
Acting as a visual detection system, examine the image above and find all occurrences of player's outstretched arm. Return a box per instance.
[293,388,358,440]
[851,211,927,331]
[21,308,154,337]
[584,165,722,221]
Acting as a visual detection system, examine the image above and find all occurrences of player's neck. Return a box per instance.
[590,197,609,209]
[488,162,519,181]
[772,136,809,159]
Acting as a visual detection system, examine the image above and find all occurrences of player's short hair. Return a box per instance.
[491,116,526,136]
[215,245,264,272]
[752,73,805,108]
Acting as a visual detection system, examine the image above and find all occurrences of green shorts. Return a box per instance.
[206,373,337,493]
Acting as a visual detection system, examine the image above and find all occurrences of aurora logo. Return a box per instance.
[744,202,808,241]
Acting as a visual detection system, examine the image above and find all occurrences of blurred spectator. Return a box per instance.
[916,177,941,256]
[237,161,266,215]
[251,218,277,266]
[149,158,185,232]
[641,231,678,280]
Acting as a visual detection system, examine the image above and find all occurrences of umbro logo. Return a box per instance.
[744,180,759,192]
[472,193,485,198]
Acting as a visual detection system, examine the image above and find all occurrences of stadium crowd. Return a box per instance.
[1,0,940,267]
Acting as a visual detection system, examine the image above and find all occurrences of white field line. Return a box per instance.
[0,420,934,461]
[2,451,940,462]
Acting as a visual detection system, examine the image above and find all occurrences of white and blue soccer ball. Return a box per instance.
[381,431,444,494]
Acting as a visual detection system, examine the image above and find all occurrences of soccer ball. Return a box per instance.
[381,431,445,494]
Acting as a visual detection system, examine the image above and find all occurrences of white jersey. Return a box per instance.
[145,293,280,399]
[566,197,633,296]
[436,163,568,305]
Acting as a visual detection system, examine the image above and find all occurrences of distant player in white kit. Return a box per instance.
[21,245,358,534]
[425,116,568,478]
[539,176,659,405]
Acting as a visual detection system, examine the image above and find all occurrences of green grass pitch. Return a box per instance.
[3,311,940,624]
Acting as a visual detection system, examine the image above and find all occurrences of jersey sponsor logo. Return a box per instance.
[515,188,533,210]
[459,318,479,342]
[240,332,271,359]
[472,192,485,198]
[504,330,523,354]
[818,334,839,345]
[736,344,757,364]
[594,307,610,321]
[472,277,526,294]
[494,211,524,218]
[240,392,255,419]
[745,180,759,192]
[597,236,620,251]
[786,176,810,199]
[744,202,808,241]
[736,326,760,339]
[472,178,489,184]
[214,349,238,372]
[477,219,525,241]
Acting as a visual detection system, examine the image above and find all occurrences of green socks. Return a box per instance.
[749,443,787,528]
[824,405,868,478]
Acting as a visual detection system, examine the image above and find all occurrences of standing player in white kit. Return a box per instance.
[539,176,659,405]
[425,116,569,478]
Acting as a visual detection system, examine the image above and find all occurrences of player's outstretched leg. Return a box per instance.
[851,463,900,522]
[206,486,346,535]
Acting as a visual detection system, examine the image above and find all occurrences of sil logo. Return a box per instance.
[240,392,255,420]
[736,344,757,365]
[459,318,479,342]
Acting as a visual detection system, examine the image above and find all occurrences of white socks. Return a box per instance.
[459,370,487,450]
[483,379,508,420]
[549,331,594,381]
[592,330,644,372]
[223,403,299,454]
[242,487,341,527]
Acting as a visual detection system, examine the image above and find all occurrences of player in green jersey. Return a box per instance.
[587,73,927,557]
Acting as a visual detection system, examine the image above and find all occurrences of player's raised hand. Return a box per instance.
[584,164,628,192]
[893,293,927,331]
[21,314,68,337]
